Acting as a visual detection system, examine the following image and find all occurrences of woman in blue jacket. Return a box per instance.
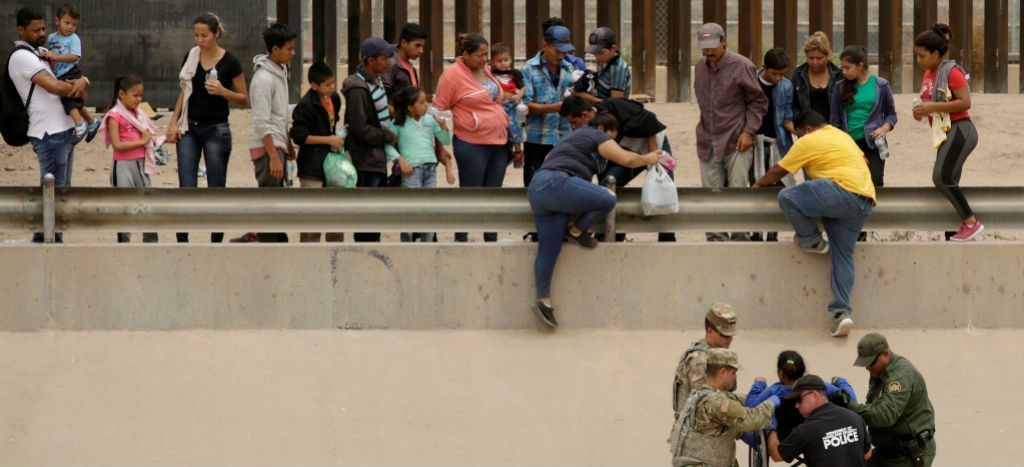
[744,350,857,462]
[830,45,897,187]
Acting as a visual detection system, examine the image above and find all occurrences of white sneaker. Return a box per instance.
[830,312,854,337]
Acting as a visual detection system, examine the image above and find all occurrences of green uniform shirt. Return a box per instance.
[849,354,936,454]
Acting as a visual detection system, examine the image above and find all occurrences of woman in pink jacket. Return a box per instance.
[434,33,509,242]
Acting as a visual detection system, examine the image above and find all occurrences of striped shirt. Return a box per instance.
[596,52,631,99]
[360,70,391,126]
[522,52,574,145]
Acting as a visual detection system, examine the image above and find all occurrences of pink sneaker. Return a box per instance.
[950,222,984,242]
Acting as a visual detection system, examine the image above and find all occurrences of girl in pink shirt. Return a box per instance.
[102,74,160,243]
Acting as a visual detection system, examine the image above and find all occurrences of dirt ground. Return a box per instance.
[1,93,1018,242]
[0,328,1015,467]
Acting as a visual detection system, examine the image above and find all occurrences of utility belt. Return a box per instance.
[874,428,936,467]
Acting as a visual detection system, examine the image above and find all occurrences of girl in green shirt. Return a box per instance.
[829,45,897,188]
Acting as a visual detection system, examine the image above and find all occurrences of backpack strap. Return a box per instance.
[11,44,39,107]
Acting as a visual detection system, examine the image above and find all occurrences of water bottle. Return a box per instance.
[336,125,348,140]
[912,96,922,108]
[207,67,218,82]
[875,137,889,160]
[516,102,528,127]
[284,161,294,187]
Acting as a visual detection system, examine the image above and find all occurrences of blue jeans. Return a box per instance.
[176,121,232,242]
[354,170,387,242]
[30,129,76,243]
[528,169,616,298]
[401,163,438,242]
[778,179,873,313]
[453,137,508,242]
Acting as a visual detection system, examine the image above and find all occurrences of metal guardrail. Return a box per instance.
[2,181,1023,242]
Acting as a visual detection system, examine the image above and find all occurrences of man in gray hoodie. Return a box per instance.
[248,23,296,243]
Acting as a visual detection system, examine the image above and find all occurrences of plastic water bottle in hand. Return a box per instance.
[875,137,889,160]
[516,102,528,127]
[207,67,218,82]
[284,161,294,187]
[657,150,678,171]
[430,106,452,124]
[336,125,347,140]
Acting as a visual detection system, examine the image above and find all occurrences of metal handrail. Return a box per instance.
[1,183,1023,234]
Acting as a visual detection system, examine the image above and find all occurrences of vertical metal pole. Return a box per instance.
[277,0,303,101]
[912,0,938,90]
[774,0,797,72]
[596,0,620,32]
[419,0,444,94]
[491,0,516,56]
[562,0,586,56]
[666,0,691,102]
[454,0,483,55]
[737,0,762,67]
[949,0,975,91]
[526,0,544,60]
[631,0,656,98]
[703,0,727,27]
[383,0,408,44]
[878,0,903,93]
[347,0,373,76]
[808,1,833,42]
[602,176,617,242]
[844,0,868,51]
[43,173,55,244]
[984,0,1009,93]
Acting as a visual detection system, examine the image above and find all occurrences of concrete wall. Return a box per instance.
[3,243,1021,331]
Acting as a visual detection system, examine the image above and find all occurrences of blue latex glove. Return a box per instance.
[739,431,759,448]
[767,395,782,408]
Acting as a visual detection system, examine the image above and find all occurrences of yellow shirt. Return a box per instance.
[779,125,877,204]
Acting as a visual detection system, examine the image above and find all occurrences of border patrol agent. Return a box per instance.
[673,303,739,417]
[840,333,936,467]
[669,348,777,467]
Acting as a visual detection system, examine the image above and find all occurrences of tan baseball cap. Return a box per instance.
[706,303,738,337]
[706,348,741,369]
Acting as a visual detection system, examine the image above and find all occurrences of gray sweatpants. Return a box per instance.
[111,158,157,243]
[933,119,979,221]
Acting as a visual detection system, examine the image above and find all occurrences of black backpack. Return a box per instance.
[0,44,38,146]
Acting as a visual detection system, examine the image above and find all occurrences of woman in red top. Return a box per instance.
[912,23,982,241]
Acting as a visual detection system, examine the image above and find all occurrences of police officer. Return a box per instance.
[669,348,777,467]
[837,333,936,467]
[777,374,871,467]
[673,303,738,417]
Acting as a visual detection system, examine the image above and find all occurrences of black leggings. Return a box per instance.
[933,119,979,221]
[855,138,886,187]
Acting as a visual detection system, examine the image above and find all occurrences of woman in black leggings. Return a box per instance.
[913,23,982,241]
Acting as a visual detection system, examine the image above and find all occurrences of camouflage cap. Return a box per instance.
[854,332,889,367]
[706,348,741,369]
[706,303,738,337]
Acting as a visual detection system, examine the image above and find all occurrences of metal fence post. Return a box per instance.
[602,176,617,242]
[42,173,55,244]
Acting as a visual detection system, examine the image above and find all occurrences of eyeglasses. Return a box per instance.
[869,354,881,367]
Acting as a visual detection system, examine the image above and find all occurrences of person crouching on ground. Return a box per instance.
[527,102,661,328]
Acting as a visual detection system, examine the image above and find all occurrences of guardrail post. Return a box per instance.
[42,173,55,244]
[602,176,617,242]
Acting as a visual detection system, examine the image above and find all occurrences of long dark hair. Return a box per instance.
[914,23,953,57]
[111,74,144,109]
[392,86,423,126]
[839,45,868,107]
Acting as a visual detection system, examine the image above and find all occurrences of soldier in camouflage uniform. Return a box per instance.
[673,303,739,417]
[669,348,778,467]
[836,333,936,467]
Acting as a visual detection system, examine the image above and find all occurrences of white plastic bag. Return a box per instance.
[641,164,679,216]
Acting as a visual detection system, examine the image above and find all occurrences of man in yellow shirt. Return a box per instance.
[753,110,876,338]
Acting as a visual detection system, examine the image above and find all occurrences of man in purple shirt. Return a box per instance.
[694,23,769,241]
